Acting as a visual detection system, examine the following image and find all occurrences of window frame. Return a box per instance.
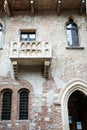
[66,18,79,47]
[18,89,29,120]
[1,90,12,121]
[0,23,3,49]
[20,29,36,41]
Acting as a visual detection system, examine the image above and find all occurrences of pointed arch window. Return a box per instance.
[0,23,3,49]
[66,18,79,46]
[19,89,29,120]
[1,91,12,120]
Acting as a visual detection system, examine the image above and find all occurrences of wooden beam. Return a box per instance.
[57,0,62,16]
[4,0,10,16]
[30,0,35,16]
[7,0,14,16]
[86,0,87,14]
[80,0,85,15]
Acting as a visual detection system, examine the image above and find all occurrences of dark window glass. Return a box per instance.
[20,32,36,41]
[66,19,79,46]
[1,91,12,120]
[19,90,28,120]
[0,23,3,46]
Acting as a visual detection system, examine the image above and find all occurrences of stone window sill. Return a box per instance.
[16,120,29,122]
[0,120,11,122]
[66,46,84,50]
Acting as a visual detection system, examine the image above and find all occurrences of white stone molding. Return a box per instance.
[56,79,87,130]
[10,41,52,79]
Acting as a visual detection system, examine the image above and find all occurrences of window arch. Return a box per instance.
[0,23,3,49]
[66,18,79,46]
[19,89,29,120]
[58,79,87,130]
[1,90,12,120]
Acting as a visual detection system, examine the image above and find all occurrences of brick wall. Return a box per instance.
[0,11,87,130]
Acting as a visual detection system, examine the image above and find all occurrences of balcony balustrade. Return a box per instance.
[10,41,52,78]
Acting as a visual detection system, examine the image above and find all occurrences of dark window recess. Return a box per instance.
[1,91,12,120]
[66,18,79,46]
[19,91,28,120]
[0,23,3,31]
[0,23,3,46]
[20,32,36,41]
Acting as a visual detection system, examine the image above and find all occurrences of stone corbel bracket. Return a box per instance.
[57,0,62,16]
[44,61,51,79]
[80,0,85,15]
[30,0,35,16]
[12,60,51,79]
[12,60,18,79]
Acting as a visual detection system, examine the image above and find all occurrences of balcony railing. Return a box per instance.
[10,41,52,79]
[10,41,52,59]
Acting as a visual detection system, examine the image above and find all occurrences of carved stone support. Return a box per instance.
[4,0,10,16]
[44,61,51,79]
[12,60,18,79]
[30,0,35,16]
[57,0,62,16]
[10,41,52,79]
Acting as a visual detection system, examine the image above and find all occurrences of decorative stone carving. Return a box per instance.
[10,41,52,79]
[12,60,18,79]
[44,61,51,78]
[10,41,52,58]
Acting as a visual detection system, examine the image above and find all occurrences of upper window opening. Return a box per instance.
[0,23,3,31]
[0,23,3,48]
[1,91,12,120]
[66,18,79,46]
[20,30,36,41]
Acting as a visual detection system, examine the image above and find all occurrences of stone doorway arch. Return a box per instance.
[57,79,87,130]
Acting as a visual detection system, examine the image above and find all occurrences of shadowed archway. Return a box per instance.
[57,79,87,130]
[68,90,87,130]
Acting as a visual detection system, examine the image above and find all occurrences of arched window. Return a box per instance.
[19,89,29,120]
[1,91,12,120]
[0,23,3,48]
[66,18,79,46]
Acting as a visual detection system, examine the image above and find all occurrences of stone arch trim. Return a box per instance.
[57,79,87,130]
[0,79,33,94]
[1,88,13,93]
[17,79,33,92]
